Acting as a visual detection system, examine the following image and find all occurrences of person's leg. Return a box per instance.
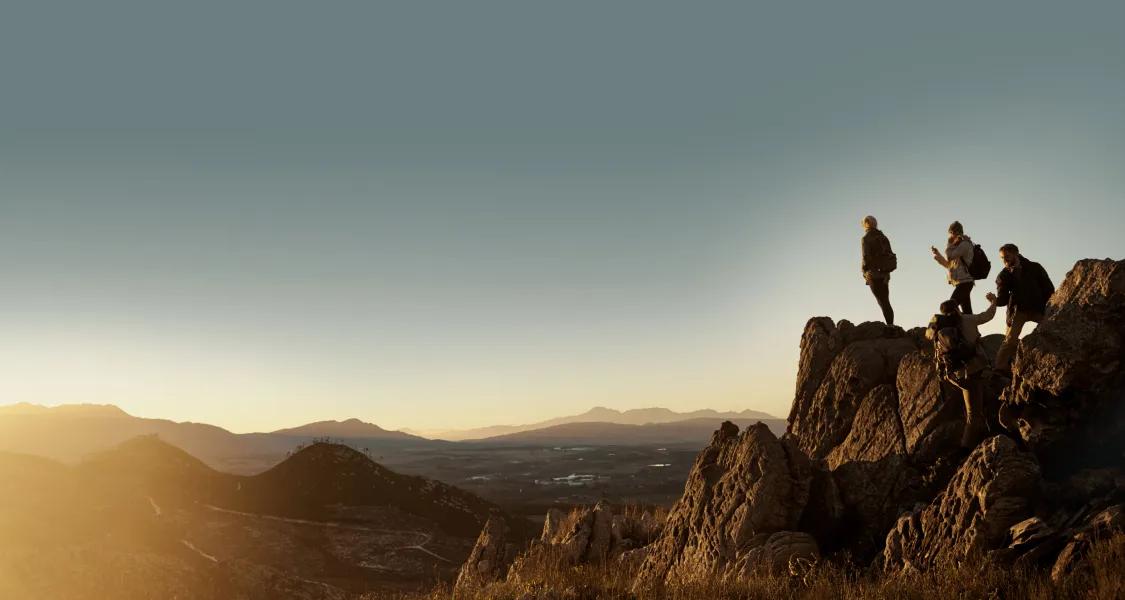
[960,377,987,449]
[870,279,894,325]
[950,281,974,314]
[994,312,1030,371]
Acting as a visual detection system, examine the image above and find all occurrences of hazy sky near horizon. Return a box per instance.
[2,1,1123,433]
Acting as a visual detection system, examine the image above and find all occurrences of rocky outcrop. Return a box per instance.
[895,350,966,464]
[534,500,630,565]
[788,320,920,460]
[1001,259,1125,475]
[465,257,1123,596]
[632,422,815,589]
[454,516,518,595]
[882,436,1042,571]
[825,384,918,555]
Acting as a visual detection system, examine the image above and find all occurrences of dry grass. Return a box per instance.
[367,532,1125,600]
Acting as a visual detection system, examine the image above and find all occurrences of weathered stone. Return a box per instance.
[883,436,1041,572]
[1051,504,1124,582]
[826,384,918,557]
[455,516,517,594]
[728,531,819,578]
[541,508,565,542]
[896,351,964,465]
[633,422,813,589]
[1001,259,1125,475]
[788,319,918,460]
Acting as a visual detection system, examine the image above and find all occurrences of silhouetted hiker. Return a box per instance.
[993,243,1055,372]
[931,221,986,314]
[927,292,998,449]
[860,215,896,325]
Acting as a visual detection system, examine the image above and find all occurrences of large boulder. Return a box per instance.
[895,350,966,464]
[537,501,615,564]
[788,319,919,459]
[632,422,813,590]
[1001,259,1125,476]
[825,384,918,557]
[883,436,1042,572]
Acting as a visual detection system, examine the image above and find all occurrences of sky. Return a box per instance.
[1,1,1123,433]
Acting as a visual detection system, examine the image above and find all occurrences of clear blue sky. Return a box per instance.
[2,1,1122,432]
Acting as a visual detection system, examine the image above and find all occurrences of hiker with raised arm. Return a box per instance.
[926,292,999,449]
[930,221,990,314]
[993,243,1055,372]
[860,215,896,325]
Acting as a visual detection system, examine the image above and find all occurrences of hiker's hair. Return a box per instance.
[1000,243,1019,254]
[862,215,878,229]
[948,221,964,236]
[940,300,961,316]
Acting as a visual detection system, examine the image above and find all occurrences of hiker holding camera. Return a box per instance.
[930,221,991,314]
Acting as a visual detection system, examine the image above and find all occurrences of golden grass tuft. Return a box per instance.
[365,532,1125,600]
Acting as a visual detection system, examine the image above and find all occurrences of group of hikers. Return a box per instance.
[859,216,1055,449]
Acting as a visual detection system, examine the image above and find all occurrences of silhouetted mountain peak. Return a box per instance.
[269,418,420,440]
[0,402,130,418]
[79,435,218,490]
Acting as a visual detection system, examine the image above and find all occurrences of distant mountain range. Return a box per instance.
[469,417,787,446]
[0,403,430,473]
[271,418,420,440]
[0,403,781,472]
[419,406,780,441]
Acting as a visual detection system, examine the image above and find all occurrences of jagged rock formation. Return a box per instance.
[537,500,615,564]
[632,422,815,589]
[788,320,920,460]
[455,516,519,595]
[457,258,1124,594]
[1000,258,1125,475]
[882,435,1042,571]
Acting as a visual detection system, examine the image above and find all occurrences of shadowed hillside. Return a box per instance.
[0,438,532,598]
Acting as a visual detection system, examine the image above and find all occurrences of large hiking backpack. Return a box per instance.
[969,244,991,280]
[930,314,976,384]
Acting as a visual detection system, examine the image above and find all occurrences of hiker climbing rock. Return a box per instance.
[993,243,1054,372]
[931,221,989,314]
[860,216,896,325]
[926,292,998,449]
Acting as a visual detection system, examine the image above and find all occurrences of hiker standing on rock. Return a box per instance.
[860,215,896,325]
[931,221,987,314]
[926,292,999,449]
[993,243,1055,372]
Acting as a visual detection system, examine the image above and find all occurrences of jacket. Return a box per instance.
[996,255,1054,325]
[934,236,975,285]
[861,228,893,283]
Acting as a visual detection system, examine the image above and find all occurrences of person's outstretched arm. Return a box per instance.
[964,296,997,327]
[931,246,950,268]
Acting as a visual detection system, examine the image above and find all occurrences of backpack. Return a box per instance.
[930,314,976,384]
[969,244,990,280]
[877,232,898,273]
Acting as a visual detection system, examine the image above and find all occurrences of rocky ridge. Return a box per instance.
[456,258,1125,596]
